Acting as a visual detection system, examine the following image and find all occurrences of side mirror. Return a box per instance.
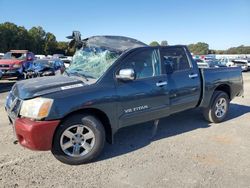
[165,62,174,74]
[116,68,135,81]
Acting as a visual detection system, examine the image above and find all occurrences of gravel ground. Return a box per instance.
[0,73,250,188]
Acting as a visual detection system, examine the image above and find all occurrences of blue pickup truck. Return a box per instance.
[6,33,243,165]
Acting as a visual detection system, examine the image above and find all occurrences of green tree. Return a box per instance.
[188,42,209,55]
[28,26,46,54]
[150,41,160,46]
[55,41,68,54]
[161,40,168,46]
[208,49,216,54]
[0,22,19,52]
[44,32,57,55]
[226,45,250,54]
[16,26,30,50]
[215,50,225,54]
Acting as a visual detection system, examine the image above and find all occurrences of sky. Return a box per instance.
[0,0,249,50]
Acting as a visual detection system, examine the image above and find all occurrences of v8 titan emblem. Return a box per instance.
[124,105,149,113]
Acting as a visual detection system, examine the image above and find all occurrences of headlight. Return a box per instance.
[20,97,53,120]
[13,64,22,68]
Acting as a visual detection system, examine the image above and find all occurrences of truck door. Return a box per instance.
[160,46,201,114]
[115,48,170,128]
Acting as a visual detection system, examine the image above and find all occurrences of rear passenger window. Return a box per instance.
[120,49,161,79]
[161,47,190,71]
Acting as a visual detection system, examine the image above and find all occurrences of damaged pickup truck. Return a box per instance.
[6,32,244,165]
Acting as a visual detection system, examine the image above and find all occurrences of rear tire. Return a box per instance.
[51,114,105,165]
[203,91,229,123]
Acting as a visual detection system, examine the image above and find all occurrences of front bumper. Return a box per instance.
[25,71,54,79]
[14,118,60,151]
[0,68,22,77]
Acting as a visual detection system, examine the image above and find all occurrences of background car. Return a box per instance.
[35,54,46,59]
[219,58,235,67]
[52,54,64,59]
[25,58,65,79]
[52,54,72,68]
[195,58,228,69]
[232,59,249,71]
[195,58,209,68]
[0,50,35,79]
[209,60,228,68]
[59,56,72,68]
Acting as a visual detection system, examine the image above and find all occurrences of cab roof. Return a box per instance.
[82,36,148,52]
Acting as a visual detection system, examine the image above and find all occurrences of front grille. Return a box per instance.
[0,64,10,68]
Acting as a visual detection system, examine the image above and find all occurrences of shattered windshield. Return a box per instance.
[66,47,121,79]
[3,52,26,60]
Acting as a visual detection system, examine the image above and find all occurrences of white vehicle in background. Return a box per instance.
[35,55,46,59]
[232,59,249,71]
[60,56,72,68]
[219,58,249,71]
[52,54,72,68]
[194,58,209,68]
[219,58,235,67]
[0,53,4,59]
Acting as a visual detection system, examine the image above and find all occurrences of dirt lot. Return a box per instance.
[0,73,250,188]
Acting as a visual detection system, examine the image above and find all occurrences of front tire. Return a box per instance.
[203,91,229,123]
[17,73,24,80]
[52,114,105,165]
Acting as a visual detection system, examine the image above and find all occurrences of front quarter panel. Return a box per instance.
[44,82,119,132]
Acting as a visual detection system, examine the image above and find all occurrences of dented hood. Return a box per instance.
[12,75,84,99]
[82,36,147,52]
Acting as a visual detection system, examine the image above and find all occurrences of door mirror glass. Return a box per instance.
[116,68,135,81]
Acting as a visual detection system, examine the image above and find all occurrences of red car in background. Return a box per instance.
[0,50,35,79]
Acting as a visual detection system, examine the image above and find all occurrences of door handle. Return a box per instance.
[189,73,198,79]
[156,81,167,87]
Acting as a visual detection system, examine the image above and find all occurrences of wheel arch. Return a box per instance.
[214,84,231,100]
[56,108,113,144]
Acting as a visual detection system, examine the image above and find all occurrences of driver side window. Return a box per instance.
[121,49,161,79]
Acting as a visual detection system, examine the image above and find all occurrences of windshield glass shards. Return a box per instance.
[66,35,147,80]
[66,47,121,79]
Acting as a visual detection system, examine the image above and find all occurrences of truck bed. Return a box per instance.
[199,67,243,108]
